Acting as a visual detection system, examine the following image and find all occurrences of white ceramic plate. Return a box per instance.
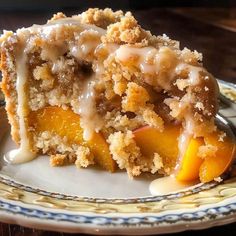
[0,80,235,235]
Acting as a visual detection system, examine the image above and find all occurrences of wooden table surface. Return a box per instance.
[0,7,235,236]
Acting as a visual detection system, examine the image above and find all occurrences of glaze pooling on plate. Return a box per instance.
[0,80,235,234]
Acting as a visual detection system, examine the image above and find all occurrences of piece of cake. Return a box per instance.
[0,8,235,183]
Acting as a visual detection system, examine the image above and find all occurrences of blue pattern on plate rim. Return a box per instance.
[0,199,236,225]
[0,80,235,229]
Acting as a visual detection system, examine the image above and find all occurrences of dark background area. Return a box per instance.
[0,0,235,11]
[0,0,235,82]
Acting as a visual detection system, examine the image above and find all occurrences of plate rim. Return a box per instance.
[0,80,235,234]
[0,198,236,235]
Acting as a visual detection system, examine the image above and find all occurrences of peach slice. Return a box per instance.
[176,138,204,182]
[87,135,116,173]
[199,132,235,183]
[28,106,116,172]
[133,125,181,168]
[134,124,235,183]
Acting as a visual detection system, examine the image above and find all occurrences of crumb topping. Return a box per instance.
[0,8,220,177]
[80,8,124,29]
[108,130,167,178]
[198,144,218,158]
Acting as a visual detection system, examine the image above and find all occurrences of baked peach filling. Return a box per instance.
[28,106,235,182]
[176,138,204,182]
[134,125,235,183]
[28,106,116,172]
[199,132,235,183]
[133,125,181,171]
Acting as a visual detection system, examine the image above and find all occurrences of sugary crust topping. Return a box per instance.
[0,31,14,48]
[107,131,142,177]
[33,63,55,90]
[142,108,164,130]
[198,144,217,158]
[80,8,124,29]
[104,110,144,132]
[48,12,67,22]
[75,146,94,168]
[122,82,150,112]
[121,82,164,130]
[108,130,166,177]
[0,40,20,144]
[0,8,220,176]
[50,154,75,166]
[152,153,164,173]
[47,8,178,48]
[102,13,146,45]
[36,131,95,168]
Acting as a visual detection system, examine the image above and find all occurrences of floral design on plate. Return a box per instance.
[0,80,235,234]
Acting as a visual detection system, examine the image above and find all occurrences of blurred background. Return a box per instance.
[0,0,236,11]
[0,0,235,82]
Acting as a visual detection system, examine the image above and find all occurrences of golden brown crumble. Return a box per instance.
[122,82,150,112]
[48,12,66,22]
[33,63,54,90]
[0,30,13,46]
[0,8,220,177]
[214,177,223,182]
[104,110,144,133]
[152,153,164,174]
[102,13,145,44]
[198,144,218,158]
[75,146,95,168]
[108,131,142,177]
[50,154,72,166]
[142,108,164,130]
[36,131,95,168]
[80,8,124,29]
[107,130,166,177]
[218,131,226,142]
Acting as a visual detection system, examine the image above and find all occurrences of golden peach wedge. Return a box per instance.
[199,131,235,183]
[176,138,204,182]
[133,124,181,169]
[134,125,235,183]
[28,106,116,172]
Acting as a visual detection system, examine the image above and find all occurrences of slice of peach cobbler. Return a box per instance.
[0,8,235,183]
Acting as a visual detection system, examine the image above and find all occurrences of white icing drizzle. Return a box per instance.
[94,43,119,76]
[115,45,180,91]
[176,63,204,86]
[4,16,211,169]
[29,17,106,36]
[47,18,106,35]
[175,129,192,171]
[116,45,205,90]
[116,45,158,74]
[4,39,36,164]
[77,75,104,141]
[71,29,102,60]
[149,175,198,196]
